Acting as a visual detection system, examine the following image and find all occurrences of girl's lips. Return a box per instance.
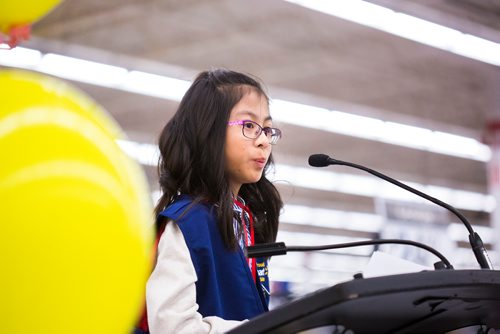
[254,159,266,168]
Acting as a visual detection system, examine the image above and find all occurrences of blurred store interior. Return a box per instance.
[2,0,500,301]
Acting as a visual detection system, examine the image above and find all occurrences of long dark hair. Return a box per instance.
[155,69,282,249]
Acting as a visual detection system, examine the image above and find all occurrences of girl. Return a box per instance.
[144,69,283,333]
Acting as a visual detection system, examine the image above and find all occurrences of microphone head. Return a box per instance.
[308,154,331,167]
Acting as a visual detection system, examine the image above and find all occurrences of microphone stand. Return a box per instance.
[313,155,493,270]
[246,239,454,269]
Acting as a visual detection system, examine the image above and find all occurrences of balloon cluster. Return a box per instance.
[0,0,62,47]
[0,70,154,333]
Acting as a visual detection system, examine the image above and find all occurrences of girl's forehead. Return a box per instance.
[233,109,272,123]
[231,108,271,123]
[232,91,269,115]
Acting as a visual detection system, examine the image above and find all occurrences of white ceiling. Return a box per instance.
[5,0,500,282]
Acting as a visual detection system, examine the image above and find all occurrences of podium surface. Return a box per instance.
[228,270,500,334]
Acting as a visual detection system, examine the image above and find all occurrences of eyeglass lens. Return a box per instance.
[242,121,280,144]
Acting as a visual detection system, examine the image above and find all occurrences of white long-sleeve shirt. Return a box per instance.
[146,220,245,333]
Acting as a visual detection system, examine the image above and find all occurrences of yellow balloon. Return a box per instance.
[0,0,63,33]
[0,69,154,334]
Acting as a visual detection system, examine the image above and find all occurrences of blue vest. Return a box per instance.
[159,196,268,320]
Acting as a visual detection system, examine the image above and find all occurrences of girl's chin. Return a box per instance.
[244,175,264,185]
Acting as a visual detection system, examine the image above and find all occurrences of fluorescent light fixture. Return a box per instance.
[122,70,190,101]
[0,49,191,101]
[0,47,491,162]
[281,204,494,241]
[425,184,496,212]
[284,0,500,67]
[270,99,491,162]
[379,122,434,149]
[0,47,41,68]
[39,53,128,87]
[271,99,386,141]
[448,223,493,244]
[272,163,495,212]
[116,139,160,166]
[429,131,490,160]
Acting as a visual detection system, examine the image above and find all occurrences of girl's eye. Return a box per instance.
[244,122,255,129]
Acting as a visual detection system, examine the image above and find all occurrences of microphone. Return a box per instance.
[308,153,494,270]
[246,239,453,269]
[308,153,332,167]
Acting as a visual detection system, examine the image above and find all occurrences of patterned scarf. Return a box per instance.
[232,197,271,303]
[233,197,256,280]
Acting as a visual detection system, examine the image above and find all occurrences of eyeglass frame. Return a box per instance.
[227,119,282,145]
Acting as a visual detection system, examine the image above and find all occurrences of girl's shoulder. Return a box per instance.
[158,195,215,225]
[158,195,220,245]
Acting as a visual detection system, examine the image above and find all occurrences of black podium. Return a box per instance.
[228,270,500,334]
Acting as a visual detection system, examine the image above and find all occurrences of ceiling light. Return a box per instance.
[284,0,500,67]
[272,163,495,212]
[0,48,491,162]
[0,47,41,68]
[115,139,160,166]
[270,99,491,162]
[271,99,385,141]
[429,131,490,160]
[39,53,128,87]
[448,223,492,244]
[122,70,190,101]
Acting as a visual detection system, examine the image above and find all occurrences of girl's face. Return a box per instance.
[225,89,272,197]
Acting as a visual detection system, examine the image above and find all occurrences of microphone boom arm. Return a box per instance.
[246,239,454,269]
[318,155,493,270]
